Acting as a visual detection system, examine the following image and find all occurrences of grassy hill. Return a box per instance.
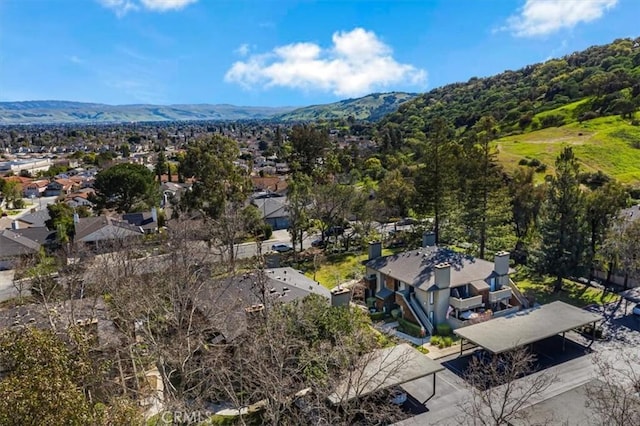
[377,37,640,186]
[496,115,640,184]
[274,92,417,122]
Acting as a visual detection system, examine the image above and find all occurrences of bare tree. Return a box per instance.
[586,348,640,426]
[459,347,556,426]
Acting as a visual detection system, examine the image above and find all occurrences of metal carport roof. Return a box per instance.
[453,301,603,354]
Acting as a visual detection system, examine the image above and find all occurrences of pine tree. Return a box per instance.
[536,147,586,292]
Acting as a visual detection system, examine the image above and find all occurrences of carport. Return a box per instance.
[454,301,603,355]
[328,343,445,406]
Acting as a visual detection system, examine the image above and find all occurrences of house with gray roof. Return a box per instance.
[191,267,332,342]
[252,195,289,230]
[74,215,144,247]
[364,233,520,335]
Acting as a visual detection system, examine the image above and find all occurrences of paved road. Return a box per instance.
[0,270,17,303]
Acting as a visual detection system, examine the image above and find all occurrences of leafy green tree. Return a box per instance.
[2,180,22,210]
[509,167,545,243]
[93,163,157,213]
[46,202,89,243]
[377,168,415,219]
[536,147,587,292]
[585,181,628,277]
[179,135,249,219]
[602,218,640,289]
[288,124,329,174]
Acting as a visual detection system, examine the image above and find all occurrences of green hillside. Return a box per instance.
[497,115,640,184]
[378,37,640,186]
[274,92,417,122]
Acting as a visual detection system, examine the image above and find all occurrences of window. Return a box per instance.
[429,311,434,323]
[490,277,497,292]
[429,291,434,305]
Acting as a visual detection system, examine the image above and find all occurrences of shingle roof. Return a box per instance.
[252,196,288,219]
[122,211,157,230]
[0,229,42,257]
[365,247,498,289]
[74,216,143,242]
[17,209,51,227]
[192,268,329,341]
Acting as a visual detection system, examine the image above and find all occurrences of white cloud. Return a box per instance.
[68,55,85,65]
[505,0,618,37]
[99,0,196,16]
[139,0,197,11]
[224,28,427,97]
[235,43,251,57]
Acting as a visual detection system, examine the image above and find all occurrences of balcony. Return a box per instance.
[488,287,512,304]
[449,294,483,311]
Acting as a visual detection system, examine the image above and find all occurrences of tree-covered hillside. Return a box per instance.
[274,92,417,122]
[382,38,640,133]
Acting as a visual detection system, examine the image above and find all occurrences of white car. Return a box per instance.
[632,304,640,316]
[271,243,293,253]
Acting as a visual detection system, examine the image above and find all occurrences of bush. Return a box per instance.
[528,158,541,167]
[391,309,401,319]
[534,164,548,173]
[443,336,453,347]
[369,312,385,321]
[366,297,376,308]
[518,158,530,166]
[13,199,25,209]
[430,335,442,346]
[415,345,430,355]
[398,317,424,338]
[436,323,452,336]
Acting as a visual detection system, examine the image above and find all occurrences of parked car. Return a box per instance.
[632,304,640,316]
[323,226,345,237]
[311,238,326,248]
[271,243,293,253]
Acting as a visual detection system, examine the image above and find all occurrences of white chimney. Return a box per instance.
[73,213,80,224]
[434,263,451,289]
[11,220,19,230]
[422,231,436,247]
[494,251,510,276]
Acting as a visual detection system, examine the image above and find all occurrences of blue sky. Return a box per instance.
[1,0,638,106]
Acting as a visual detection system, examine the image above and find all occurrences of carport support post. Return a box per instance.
[562,331,566,352]
[460,338,464,357]
[592,321,596,341]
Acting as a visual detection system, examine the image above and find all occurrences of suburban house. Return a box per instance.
[364,233,522,335]
[23,179,50,198]
[122,208,159,233]
[73,215,145,247]
[13,209,51,229]
[252,195,289,230]
[191,267,342,342]
[0,227,56,269]
[250,176,288,195]
[44,178,76,196]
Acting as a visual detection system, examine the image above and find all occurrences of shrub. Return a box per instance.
[578,111,599,122]
[365,297,376,308]
[398,317,424,338]
[430,335,442,346]
[415,345,430,355]
[528,158,542,167]
[369,312,385,321]
[436,323,452,336]
[534,164,548,173]
[443,336,453,347]
[518,158,530,166]
[391,309,401,319]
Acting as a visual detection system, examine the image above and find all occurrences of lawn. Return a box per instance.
[304,248,397,289]
[496,115,640,185]
[513,274,619,307]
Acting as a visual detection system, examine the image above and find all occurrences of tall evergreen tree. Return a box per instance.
[536,147,586,292]
[414,117,457,244]
[461,116,514,258]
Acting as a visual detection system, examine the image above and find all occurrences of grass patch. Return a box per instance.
[513,274,619,307]
[304,248,399,289]
[496,115,640,184]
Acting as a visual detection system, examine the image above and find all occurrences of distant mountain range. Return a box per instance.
[0,92,417,125]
